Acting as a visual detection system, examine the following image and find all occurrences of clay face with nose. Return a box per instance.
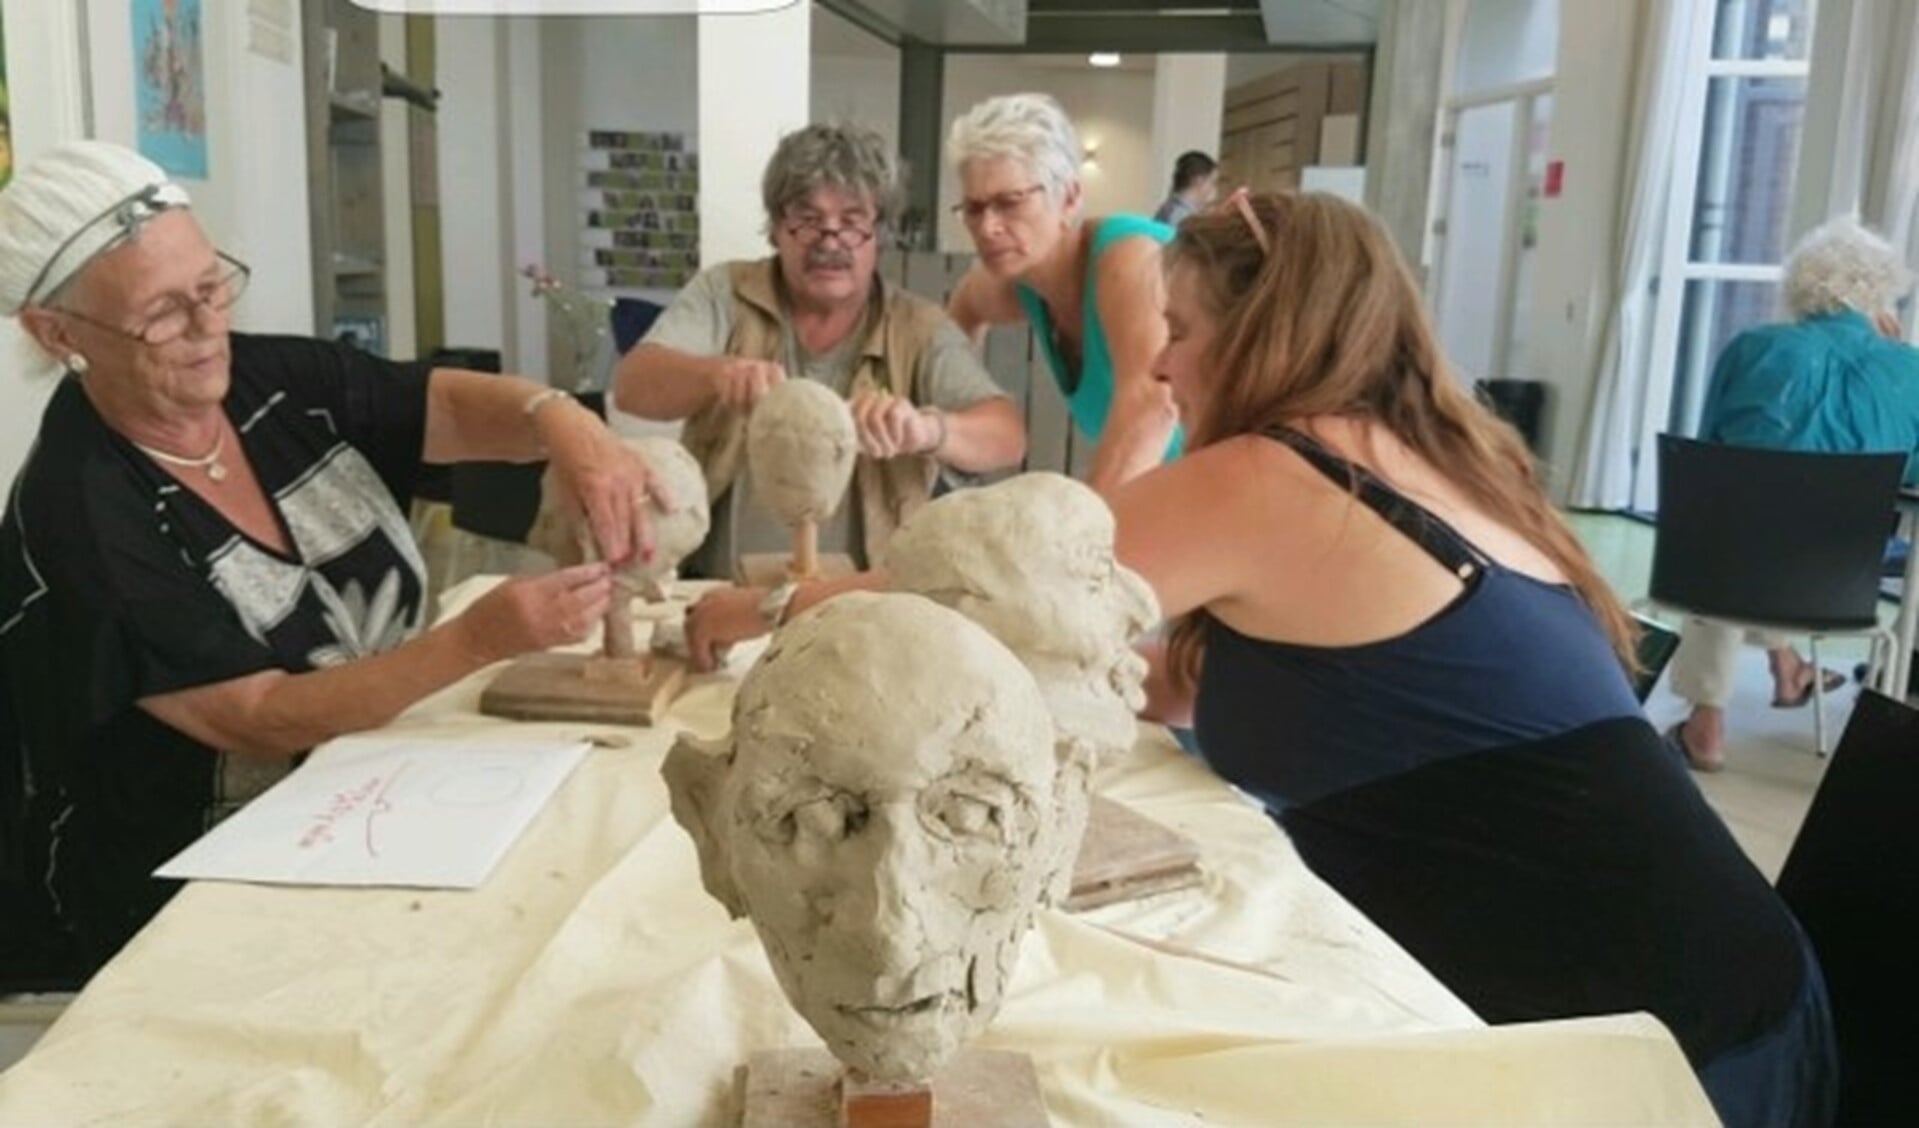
[668,593,1058,1083]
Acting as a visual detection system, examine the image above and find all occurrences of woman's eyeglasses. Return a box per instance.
[57,251,252,346]
[951,184,1047,225]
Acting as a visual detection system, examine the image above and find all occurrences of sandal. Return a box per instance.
[1770,667,1847,709]
[1663,722,1724,773]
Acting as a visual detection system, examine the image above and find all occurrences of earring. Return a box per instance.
[65,353,90,375]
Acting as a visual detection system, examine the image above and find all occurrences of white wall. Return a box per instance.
[435,16,512,362]
[810,6,899,155]
[700,4,810,264]
[1518,0,1640,489]
[938,56,1157,252]
[1150,54,1226,204]
[379,14,417,361]
[1,0,310,489]
[1454,0,1560,95]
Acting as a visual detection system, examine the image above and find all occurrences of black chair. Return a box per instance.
[1646,436,1905,753]
[1776,690,1918,1125]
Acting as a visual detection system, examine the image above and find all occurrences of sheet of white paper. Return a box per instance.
[156,735,590,889]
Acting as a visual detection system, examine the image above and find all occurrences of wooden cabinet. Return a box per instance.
[1218,58,1369,195]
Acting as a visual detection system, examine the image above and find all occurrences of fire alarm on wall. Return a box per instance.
[1544,160,1565,198]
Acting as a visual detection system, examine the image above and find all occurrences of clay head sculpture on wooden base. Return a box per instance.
[745,380,857,580]
[665,593,1064,1084]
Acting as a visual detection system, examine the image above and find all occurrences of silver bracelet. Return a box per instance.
[521,387,574,421]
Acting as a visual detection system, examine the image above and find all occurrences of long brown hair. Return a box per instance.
[1164,191,1637,686]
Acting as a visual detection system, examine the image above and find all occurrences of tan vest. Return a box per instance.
[681,258,945,566]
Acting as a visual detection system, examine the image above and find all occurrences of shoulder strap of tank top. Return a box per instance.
[1262,426,1491,579]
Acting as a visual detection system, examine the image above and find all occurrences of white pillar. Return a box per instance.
[1148,54,1227,206]
[698,2,811,266]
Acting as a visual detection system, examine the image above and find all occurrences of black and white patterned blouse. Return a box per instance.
[1,334,433,976]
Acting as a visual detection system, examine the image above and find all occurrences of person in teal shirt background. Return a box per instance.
[944,93,1182,497]
[1670,216,1919,771]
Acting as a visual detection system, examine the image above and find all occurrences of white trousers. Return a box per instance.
[1669,618,1790,709]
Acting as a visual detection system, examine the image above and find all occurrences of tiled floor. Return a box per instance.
[1570,511,1900,880]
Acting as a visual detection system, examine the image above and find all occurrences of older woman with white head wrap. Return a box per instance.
[0,141,657,983]
[943,94,1181,496]
[1668,215,1919,772]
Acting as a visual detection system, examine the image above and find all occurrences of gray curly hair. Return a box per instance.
[1784,216,1913,319]
[946,94,1083,207]
[761,123,902,238]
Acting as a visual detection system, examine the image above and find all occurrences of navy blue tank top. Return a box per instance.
[1194,428,1806,1066]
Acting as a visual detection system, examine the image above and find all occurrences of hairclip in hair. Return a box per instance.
[1221,187,1271,256]
[21,184,180,308]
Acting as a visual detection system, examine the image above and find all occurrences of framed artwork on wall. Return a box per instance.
[1,11,13,189]
[132,0,209,178]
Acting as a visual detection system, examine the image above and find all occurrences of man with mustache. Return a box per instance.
[615,124,1025,588]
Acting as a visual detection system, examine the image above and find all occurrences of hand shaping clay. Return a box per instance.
[882,473,1159,899]
[746,380,857,525]
[530,434,711,592]
[664,593,1063,1084]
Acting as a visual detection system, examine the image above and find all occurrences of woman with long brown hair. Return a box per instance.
[1114,191,1832,1128]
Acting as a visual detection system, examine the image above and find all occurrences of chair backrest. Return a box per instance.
[611,299,664,356]
[1776,690,1919,1125]
[1650,436,1904,629]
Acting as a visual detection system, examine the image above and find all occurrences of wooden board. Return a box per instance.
[739,1049,1047,1128]
[1066,795,1203,912]
[737,551,859,589]
[478,652,685,727]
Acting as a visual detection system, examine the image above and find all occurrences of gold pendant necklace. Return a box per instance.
[133,429,229,483]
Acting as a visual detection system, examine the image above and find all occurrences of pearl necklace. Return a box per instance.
[133,429,229,483]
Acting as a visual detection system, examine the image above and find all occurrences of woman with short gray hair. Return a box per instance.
[945,94,1180,495]
[1669,214,1919,771]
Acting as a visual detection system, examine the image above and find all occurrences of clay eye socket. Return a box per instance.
[761,793,867,845]
[929,793,1000,840]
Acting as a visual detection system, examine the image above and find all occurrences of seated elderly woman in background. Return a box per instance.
[1114,191,1833,1128]
[944,93,1180,495]
[0,142,657,985]
[1668,215,1919,772]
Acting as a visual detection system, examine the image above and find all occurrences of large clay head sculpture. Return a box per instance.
[746,379,858,525]
[883,473,1158,897]
[664,592,1061,1083]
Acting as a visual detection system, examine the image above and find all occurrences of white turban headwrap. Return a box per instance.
[0,140,192,314]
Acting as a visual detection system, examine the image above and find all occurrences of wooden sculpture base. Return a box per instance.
[478,652,687,727]
[739,1049,1047,1128]
[1065,795,1204,912]
[738,551,859,588]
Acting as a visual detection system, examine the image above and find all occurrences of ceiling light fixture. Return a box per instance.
[1088,52,1121,68]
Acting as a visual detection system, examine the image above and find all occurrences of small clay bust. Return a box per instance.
[530,434,711,594]
[883,473,1158,899]
[664,593,1064,1083]
[746,379,857,524]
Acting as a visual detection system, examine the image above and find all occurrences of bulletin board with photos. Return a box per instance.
[580,130,699,292]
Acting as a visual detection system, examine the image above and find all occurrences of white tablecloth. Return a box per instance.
[0,579,1715,1126]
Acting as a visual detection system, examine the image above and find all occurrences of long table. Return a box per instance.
[0,580,1714,1126]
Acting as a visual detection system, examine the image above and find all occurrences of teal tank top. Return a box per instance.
[1015,215,1184,458]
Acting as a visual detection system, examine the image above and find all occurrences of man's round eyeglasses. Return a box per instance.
[56,251,252,346]
[783,217,877,249]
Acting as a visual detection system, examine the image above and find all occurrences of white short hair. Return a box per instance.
[946,94,1081,205]
[1783,216,1913,319]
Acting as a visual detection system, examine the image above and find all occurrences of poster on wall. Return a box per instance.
[132,0,209,179]
[1,11,13,189]
[579,130,699,292]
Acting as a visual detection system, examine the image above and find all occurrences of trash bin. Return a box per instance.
[1475,379,1546,456]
